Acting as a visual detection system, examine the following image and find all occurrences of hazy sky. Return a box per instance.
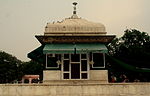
[0,0,150,61]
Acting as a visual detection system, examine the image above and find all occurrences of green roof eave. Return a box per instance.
[43,43,108,54]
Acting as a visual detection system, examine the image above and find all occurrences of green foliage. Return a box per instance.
[108,29,150,67]
[108,29,150,55]
[0,51,43,83]
[0,51,22,83]
[107,29,150,82]
[21,61,43,78]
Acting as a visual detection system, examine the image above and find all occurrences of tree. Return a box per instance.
[21,60,44,81]
[0,51,44,83]
[107,29,150,82]
[108,29,150,68]
[0,51,22,83]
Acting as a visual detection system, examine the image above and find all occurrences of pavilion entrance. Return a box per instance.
[62,54,89,80]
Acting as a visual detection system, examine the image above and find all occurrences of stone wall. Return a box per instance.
[90,70,108,82]
[43,70,108,83]
[43,70,61,81]
[0,83,150,96]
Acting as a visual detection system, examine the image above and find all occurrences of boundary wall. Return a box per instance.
[0,83,150,96]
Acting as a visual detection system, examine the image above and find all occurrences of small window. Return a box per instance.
[81,73,87,79]
[63,60,69,71]
[81,60,87,71]
[64,73,69,79]
[47,57,57,67]
[46,54,61,68]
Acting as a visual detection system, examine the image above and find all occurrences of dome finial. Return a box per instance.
[71,2,79,19]
[73,2,78,15]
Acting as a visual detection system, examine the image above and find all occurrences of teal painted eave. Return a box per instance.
[43,43,108,54]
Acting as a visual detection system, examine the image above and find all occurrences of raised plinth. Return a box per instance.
[43,80,108,85]
[0,83,150,96]
[43,70,108,84]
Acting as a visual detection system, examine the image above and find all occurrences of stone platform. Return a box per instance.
[0,83,150,96]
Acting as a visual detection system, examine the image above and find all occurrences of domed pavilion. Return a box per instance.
[28,2,115,83]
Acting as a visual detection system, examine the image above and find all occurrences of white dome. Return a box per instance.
[44,15,106,36]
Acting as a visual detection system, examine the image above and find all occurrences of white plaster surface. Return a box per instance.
[43,70,108,83]
[43,70,61,81]
[45,17,106,34]
[90,70,108,82]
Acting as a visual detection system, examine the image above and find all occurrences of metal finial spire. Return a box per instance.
[73,2,77,15]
